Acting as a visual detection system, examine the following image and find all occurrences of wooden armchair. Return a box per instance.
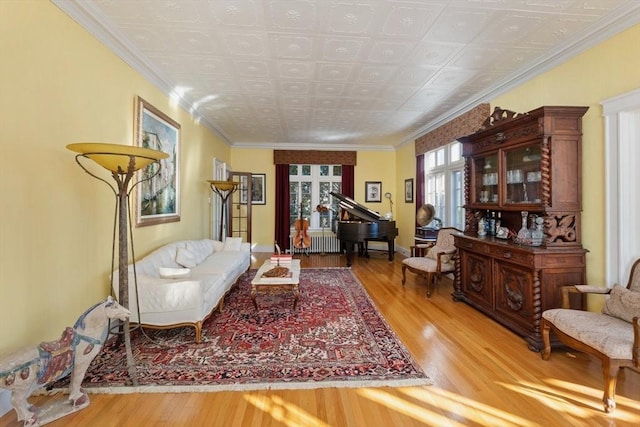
[401,227,461,297]
[541,258,640,413]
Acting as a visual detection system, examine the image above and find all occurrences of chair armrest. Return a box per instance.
[435,250,456,273]
[560,285,611,308]
[633,317,639,369]
[410,244,432,257]
[574,285,611,294]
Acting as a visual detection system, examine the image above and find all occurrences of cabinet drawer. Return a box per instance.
[486,246,533,265]
[455,239,489,254]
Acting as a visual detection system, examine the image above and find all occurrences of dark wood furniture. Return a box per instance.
[330,192,398,267]
[453,106,589,351]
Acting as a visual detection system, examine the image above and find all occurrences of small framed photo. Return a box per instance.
[365,181,382,203]
[404,178,414,203]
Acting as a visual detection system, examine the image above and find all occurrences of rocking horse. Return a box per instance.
[0,296,130,426]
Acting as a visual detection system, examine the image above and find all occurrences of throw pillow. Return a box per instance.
[176,247,198,268]
[602,284,640,323]
[158,267,191,279]
[211,240,224,252]
[222,237,243,251]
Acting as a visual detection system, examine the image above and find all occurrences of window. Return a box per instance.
[423,141,465,230]
[289,164,342,230]
[602,88,640,285]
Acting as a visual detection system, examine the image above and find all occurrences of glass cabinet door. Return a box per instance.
[504,145,542,205]
[473,153,499,205]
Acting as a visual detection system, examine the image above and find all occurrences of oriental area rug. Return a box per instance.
[52,268,431,393]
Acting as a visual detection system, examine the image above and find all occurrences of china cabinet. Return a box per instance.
[453,106,588,351]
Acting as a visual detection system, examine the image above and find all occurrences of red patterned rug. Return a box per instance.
[52,268,430,393]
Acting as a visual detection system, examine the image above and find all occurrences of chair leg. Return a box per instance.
[401,265,407,285]
[425,273,434,297]
[602,360,620,413]
[541,319,552,360]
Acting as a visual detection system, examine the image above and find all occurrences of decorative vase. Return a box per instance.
[530,216,545,246]
[516,211,531,244]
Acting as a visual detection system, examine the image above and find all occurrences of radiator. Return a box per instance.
[289,233,341,254]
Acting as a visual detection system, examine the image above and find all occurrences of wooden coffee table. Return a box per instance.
[251,260,301,309]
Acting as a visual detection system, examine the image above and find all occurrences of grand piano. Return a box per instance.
[330,192,398,267]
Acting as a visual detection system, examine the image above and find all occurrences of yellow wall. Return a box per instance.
[491,23,640,288]
[394,143,418,251]
[0,1,229,354]
[230,148,275,248]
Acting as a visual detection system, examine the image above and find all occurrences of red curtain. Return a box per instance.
[342,164,354,198]
[275,164,291,252]
[415,154,424,226]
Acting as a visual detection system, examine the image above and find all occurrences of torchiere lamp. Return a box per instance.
[207,180,239,241]
[67,142,168,386]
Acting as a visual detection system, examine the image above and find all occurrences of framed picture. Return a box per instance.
[241,173,266,205]
[405,178,414,203]
[365,181,382,203]
[134,96,181,227]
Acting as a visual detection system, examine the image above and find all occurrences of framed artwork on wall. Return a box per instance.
[405,178,414,203]
[242,173,266,205]
[365,181,382,202]
[134,96,181,227]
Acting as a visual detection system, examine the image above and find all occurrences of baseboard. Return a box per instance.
[251,245,272,253]
[0,389,11,418]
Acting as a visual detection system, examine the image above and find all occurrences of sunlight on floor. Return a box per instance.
[243,393,330,427]
[397,386,538,427]
[499,378,640,424]
[356,387,468,426]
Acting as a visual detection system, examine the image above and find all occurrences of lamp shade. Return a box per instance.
[207,180,240,192]
[67,142,168,173]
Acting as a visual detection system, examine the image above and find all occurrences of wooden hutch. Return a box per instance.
[453,106,589,351]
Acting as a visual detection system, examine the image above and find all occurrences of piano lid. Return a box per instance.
[330,191,387,222]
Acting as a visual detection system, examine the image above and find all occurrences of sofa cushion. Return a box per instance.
[543,309,634,359]
[602,284,640,323]
[222,237,243,251]
[185,240,215,264]
[158,267,191,279]
[176,246,198,268]
[193,250,249,283]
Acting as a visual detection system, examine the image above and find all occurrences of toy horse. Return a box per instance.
[0,296,130,426]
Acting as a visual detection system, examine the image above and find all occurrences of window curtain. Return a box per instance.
[275,164,290,252]
[342,165,354,198]
[415,154,424,225]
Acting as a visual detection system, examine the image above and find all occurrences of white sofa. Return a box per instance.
[113,237,250,343]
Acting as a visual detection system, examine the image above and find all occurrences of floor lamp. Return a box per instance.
[67,142,168,386]
[207,180,239,241]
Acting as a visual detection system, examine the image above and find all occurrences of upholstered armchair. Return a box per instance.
[541,258,640,413]
[401,227,461,298]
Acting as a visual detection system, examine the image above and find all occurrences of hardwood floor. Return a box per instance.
[2,252,638,426]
